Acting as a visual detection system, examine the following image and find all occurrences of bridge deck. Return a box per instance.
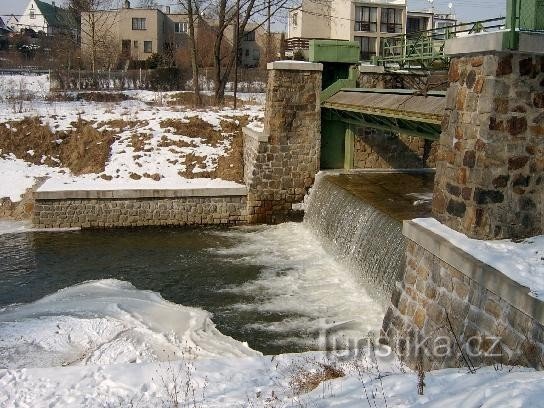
[322,88,446,125]
[321,88,446,140]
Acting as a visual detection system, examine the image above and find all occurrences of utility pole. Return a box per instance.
[267,0,271,62]
[233,0,239,109]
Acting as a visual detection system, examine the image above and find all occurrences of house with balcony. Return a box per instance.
[287,0,407,61]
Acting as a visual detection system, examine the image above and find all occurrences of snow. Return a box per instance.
[1,341,543,406]
[0,269,543,406]
[0,84,264,202]
[414,218,544,299]
[0,154,68,202]
[0,279,258,370]
[38,176,246,192]
[0,74,50,101]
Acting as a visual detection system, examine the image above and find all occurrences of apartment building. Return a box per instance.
[287,0,407,61]
[407,10,457,36]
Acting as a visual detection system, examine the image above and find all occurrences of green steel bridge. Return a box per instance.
[313,0,544,169]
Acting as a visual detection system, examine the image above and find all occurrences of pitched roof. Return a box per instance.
[0,17,5,29]
[34,0,77,29]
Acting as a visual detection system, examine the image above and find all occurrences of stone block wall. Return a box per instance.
[433,52,544,239]
[244,62,322,223]
[33,195,247,228]
[382,221,544,371]
[353,127,438,169]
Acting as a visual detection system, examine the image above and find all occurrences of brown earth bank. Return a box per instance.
[0,115,250,218]
[0,117,115,175]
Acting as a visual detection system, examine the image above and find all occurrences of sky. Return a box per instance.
[1,0,508,26]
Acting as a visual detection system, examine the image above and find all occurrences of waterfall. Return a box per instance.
[303,175,408,304]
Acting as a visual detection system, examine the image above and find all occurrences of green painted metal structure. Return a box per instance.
[378,0,544,68]
[379,17,506,68]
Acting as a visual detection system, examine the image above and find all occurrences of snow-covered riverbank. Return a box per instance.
[1,279,543,407]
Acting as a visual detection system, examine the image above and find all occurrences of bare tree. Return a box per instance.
[66,0,120,72]
[138,0,158,8]
[209,0,294,104]
[178,0,203,106]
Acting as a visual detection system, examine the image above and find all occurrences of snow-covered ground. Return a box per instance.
[1,279,543,407]
[414,218,544,299]
[0,75,264,203]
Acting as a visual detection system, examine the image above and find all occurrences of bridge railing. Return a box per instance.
[378,17,506,67]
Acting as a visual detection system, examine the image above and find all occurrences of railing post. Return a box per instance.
[505,0,519,50]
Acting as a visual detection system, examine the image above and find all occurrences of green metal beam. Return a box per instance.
[324,108,441,140]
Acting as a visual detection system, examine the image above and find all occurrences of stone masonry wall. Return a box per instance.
[244,63,322,223]
[433,52,544,239]
[382,224,544,371]
[33,196,247,229]
[353,127,438,169]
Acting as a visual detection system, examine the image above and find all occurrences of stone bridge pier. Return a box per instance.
[382,35,544,370]
[433,48,544,240]
[243,61,323,223]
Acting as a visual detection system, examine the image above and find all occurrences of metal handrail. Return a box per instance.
[378,17,506,67]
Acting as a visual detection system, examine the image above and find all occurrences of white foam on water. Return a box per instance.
[0,220,31,235]
[0,279,259,369]
[212,222,386,344]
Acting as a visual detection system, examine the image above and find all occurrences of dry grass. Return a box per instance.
[46,92,131,103]
[289,363,345,395]
[160,117,225,147]
[171,115,249,183]
[77,92,130,102]
[130,133,151,152]
[0,117,115,175]
[96,119,148,131]
[167,92,240,107]
[157,135,196,149]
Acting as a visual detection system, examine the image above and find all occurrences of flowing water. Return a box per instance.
[0,223,385,356]
[304,172,434,303]
[0,171,433,358]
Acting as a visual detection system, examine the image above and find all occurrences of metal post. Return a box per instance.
[344,125,355,170]
[506,0,519,49]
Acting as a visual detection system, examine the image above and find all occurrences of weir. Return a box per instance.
[304,172,434,304]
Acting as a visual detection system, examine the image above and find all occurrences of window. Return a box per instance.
[30,6,35,19]
[355,36,376,61]
[144,40,152,53]
[292,12,298,28]
[243,31,255,41]
[355,7,377,32]
[245,49,249,57]
[132,18,146,30]
[380,8,402,33]
[407,17,421,34]
[175,22,188,33]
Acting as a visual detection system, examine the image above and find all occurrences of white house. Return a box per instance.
[5,15,19,31]
[287,0,407,61]
[15,0,75,35]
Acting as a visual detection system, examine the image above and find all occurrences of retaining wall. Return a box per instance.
[32,187,248,229]
[382,220,544,370]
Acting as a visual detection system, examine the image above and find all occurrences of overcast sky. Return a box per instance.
[1,0,507,26]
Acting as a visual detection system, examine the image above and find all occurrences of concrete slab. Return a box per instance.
[242,126,269,142]
[267,61,323,71]
[35,187,248,200]
[445,31,544,56]
[403,220,544,325]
